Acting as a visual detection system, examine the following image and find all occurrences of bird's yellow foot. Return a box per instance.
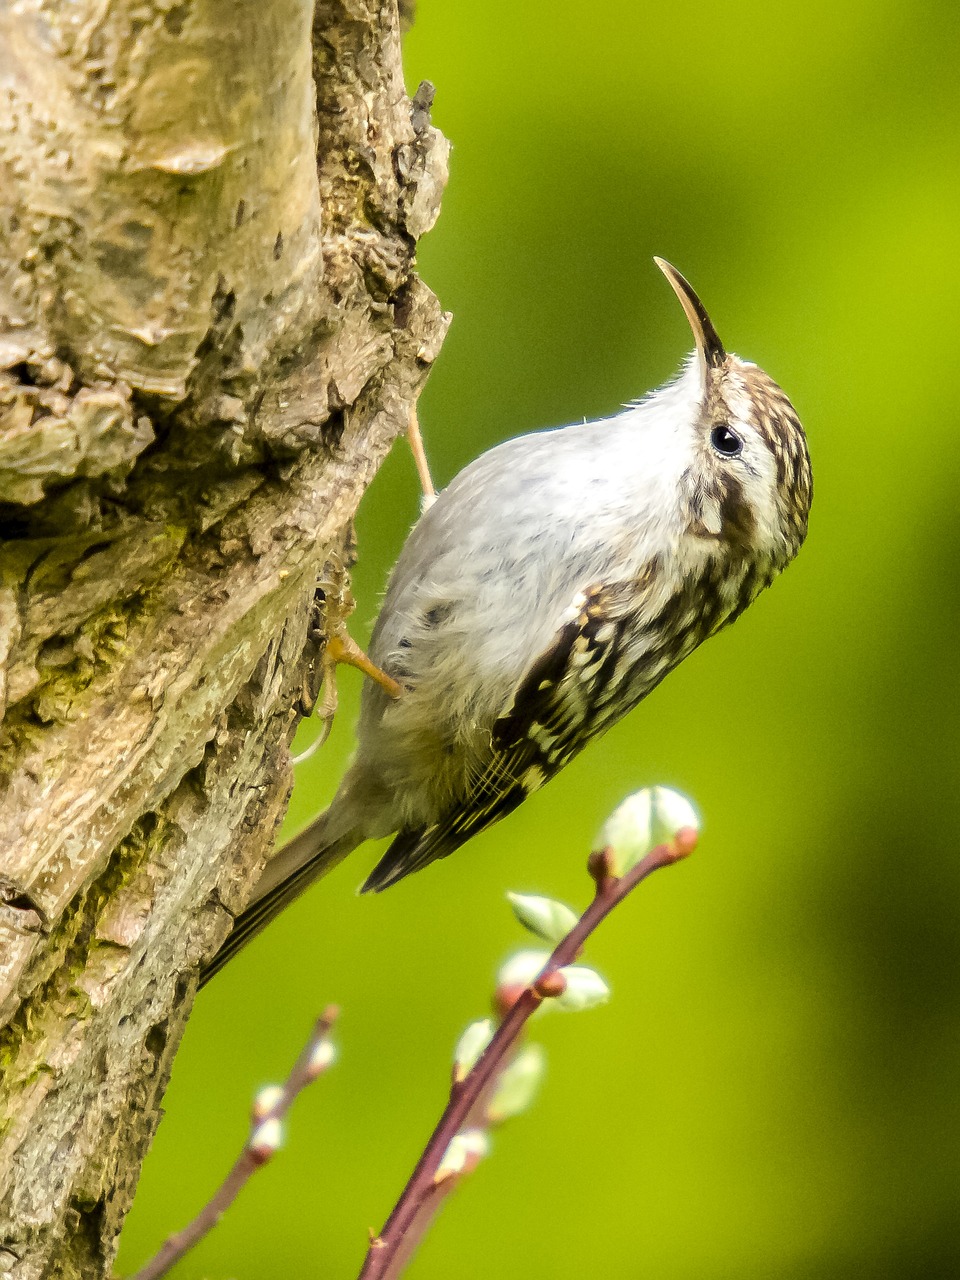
[324,631,402,699]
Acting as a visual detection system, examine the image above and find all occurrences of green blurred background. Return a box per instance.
[119,1,960,1276]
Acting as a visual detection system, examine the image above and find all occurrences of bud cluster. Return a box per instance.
[246,1030,338,1169]
[437,785,699,1200]
[350,784,701,1280]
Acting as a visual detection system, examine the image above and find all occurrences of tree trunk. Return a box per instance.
[0,3,448,1275]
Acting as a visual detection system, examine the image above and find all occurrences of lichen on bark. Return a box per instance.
[0,1,449,1274]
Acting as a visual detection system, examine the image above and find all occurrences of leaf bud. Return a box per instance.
[597,786,700,876]
[249,1116,284,1164]
[307,1038,337,1079]
[434,1128,490,1184]
[453,1018,495,1083]
[552,965,610,1012]
[251,1084,284,1122]
[507,892,579,943]
[533,970,567,999]
[496,949,552,992]
[487,1044,547,1124]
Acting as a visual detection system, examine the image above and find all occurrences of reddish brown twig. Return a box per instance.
[359,831,697,1280]
[128,1005,339,1280]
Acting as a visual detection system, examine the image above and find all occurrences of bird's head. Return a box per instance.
[655,258,812,573]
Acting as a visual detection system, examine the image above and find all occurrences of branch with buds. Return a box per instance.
[359,786,699,1280]
[125,786,697,1280]
[127,1007,339,1280]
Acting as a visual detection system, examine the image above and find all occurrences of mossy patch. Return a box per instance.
[0,814,172,1108]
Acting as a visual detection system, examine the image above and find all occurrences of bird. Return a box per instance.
[202,258,812,983]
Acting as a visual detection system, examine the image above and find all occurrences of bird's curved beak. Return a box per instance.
[654,257,726,373]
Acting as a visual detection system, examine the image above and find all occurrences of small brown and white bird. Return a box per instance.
[203,259,811,982]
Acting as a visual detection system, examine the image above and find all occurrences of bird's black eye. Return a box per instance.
[710,424,743,458]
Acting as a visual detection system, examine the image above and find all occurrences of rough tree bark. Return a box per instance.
[0,2,449,1276]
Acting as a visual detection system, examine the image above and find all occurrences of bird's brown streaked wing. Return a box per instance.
[362,580,645,891]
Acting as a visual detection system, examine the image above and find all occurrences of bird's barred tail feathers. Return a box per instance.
[199,815,360,987]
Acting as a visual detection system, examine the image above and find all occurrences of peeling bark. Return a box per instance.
[0,2,449,1275]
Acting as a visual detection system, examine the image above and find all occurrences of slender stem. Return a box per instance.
[359,833,696,1280]
[128,1006,339,1280]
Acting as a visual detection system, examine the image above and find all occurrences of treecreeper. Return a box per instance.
[203,258,812,983]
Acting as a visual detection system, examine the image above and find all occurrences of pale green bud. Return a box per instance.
[307,1038,337,1079]
[251,1085,284,1121]
[553,965,610,1012]
[249,1116,283,1163]
[453,1018,495,1082]
[507,892,579,943]
[496,949,552,992]
[434,1128,490,1183]
[488,1044,547,1123]
[598,786,700,875]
